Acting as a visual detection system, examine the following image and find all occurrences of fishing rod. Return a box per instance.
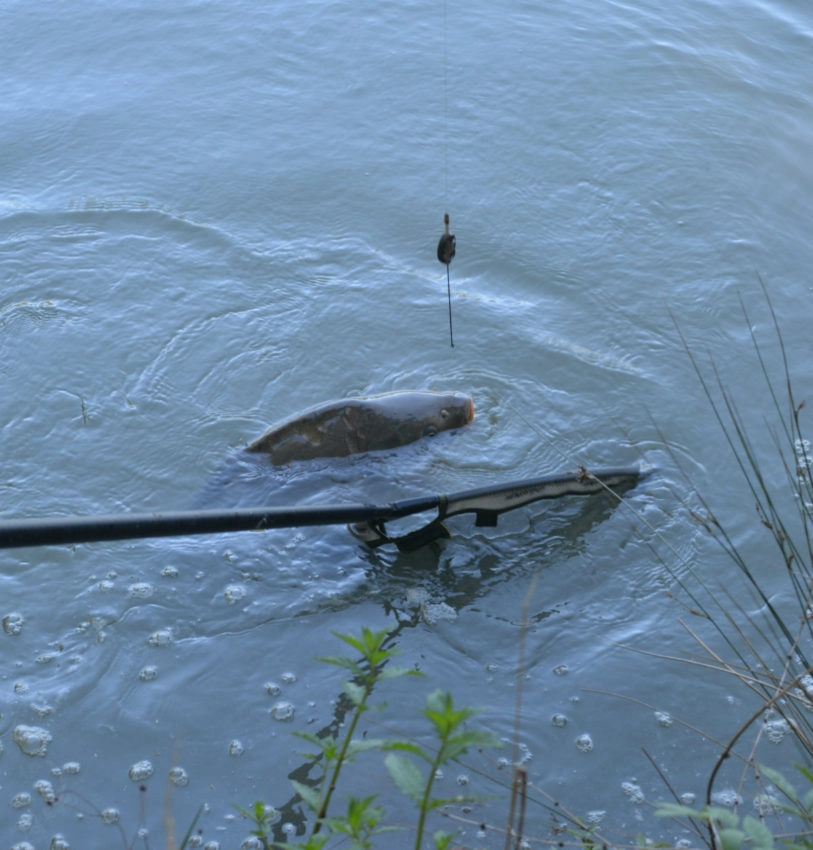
[0,466,644,553]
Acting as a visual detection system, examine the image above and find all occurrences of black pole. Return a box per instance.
[0,466,644,550]
[0,498,439,550]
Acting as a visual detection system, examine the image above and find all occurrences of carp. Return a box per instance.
[246,390,474,465]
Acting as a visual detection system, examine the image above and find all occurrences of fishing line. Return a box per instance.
[436,0,456,348]
[443,0,448,207]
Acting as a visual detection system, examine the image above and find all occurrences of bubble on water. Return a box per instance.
[553,664,569,676]
[224,584,247,605]
[655,711,673,727]
[456,773,469,786]
[486,662,498,673]
[711,789,741,807]
[551,713,568,728]
[98,579,115,592]
[17,812,33,831]
[128,582,154,599]
[406,587,430,607]
[161,565,179,578]
[754,793,782,816]
[575,733,594,753]
[147,629,172,647]
[421,602,457,624]
[128,760,154,782]
[51,766,63,777]
[186,835,202,848]
[169,766,189,787]
[13,725,53,757]
[11,842,35,850]
[203,843,221,850]
[270,701,295,721]
[264,681,281,696]
[621,781,645,803]
[34,779,56,803]
[496,756,511,769]
[228,739,245,757]
[3,612,25,635]
[675,840,694,848]
[49,834,70,850]
[36,652,56,664]
[764,716,790,744]
[12,792,32,808]
[14,681,29,694]
[139,665,159,682]
[680,792,696,805]
[280,671,297,685]
[34,703,54,718]
[241,838,263,850]
[101,808,120,825]
[586,810,606,824]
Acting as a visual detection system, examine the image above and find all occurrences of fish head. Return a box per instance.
[408,391,474,438]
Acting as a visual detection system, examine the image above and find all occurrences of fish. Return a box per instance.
[245,390,474,465]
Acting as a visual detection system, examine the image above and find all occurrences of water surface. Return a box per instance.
[2,0,813,846]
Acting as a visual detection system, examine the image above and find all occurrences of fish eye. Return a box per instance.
[423,423,439,437]
[439,408,449,420]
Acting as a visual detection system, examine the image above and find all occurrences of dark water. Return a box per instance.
[2,0,813,847]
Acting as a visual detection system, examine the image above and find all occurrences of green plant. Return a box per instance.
[233,800,277,850]
[232,624,499,850]
[656,762,813,850]
[384,688,497,850]
[295,624,420,833]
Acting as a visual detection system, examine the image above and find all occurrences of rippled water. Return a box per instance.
[2,0,813,846]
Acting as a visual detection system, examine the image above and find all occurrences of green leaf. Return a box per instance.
[332,629,368,654]
[288,835,329,850]
[333,626,394,664]
[707,807,741,829]
[291,780,322,812]
[315,654,361,674]
[343,681,367,708]
[438,730,496,762]
[742,815,775,849]
[384,753,426,804]
[760,763,800,804]
[433,830,459,849]
[292,730,339,760]
[425,794,482,811]
[655,802,704,819]
[423,690,478,737]
[718,828,746,850]
[377,665,422,681]
[345,737,387,757]
[379,740,428,758]
[177,805,204,850]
